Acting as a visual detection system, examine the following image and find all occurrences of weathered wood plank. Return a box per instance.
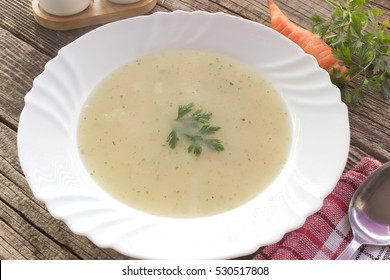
[0,198,79,260]
[0,232,26,260]
[349,110,390,162]
[210,0,269,24]
[0,0,82,57]
[158,0,238,15]
[0,28,50,130]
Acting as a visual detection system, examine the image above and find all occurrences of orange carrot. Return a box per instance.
[268,0,347,74]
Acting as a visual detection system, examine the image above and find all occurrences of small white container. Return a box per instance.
[108,0,141,4]
[38,0,91,16]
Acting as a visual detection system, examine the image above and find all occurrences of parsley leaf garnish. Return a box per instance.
[166,103,224,157]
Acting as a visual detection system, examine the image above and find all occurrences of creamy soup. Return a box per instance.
[78,50,291,217]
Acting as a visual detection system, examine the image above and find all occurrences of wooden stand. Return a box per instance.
[32,0,157,31]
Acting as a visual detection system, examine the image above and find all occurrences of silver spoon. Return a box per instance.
[337,161,390,260]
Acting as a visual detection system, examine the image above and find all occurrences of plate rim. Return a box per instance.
[17,10,350,259]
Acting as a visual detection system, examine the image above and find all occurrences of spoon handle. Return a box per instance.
[337,237,362,260]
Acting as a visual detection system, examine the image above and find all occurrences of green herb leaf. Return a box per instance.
[166,130,178,149]
[191,108,212,123]
[199,124,221,135]
[311,0,390,107]
[204,139,224,152]
[177,102,194,120]
[166,103,224,157]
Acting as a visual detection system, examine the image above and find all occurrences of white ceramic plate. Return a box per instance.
[18,11,349,259]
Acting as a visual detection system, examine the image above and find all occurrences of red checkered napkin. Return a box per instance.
[253,157,390,260]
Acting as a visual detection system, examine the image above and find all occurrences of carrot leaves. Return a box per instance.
[311,0,389,107]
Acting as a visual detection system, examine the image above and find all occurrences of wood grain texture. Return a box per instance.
[0,29,49,130]
[0,0,389,260]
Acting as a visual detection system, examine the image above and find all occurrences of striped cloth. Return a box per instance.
[253,157,390,260]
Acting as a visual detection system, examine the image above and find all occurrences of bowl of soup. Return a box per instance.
[18,11,349,259]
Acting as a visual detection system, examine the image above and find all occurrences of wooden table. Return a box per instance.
[1,0,389,260]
